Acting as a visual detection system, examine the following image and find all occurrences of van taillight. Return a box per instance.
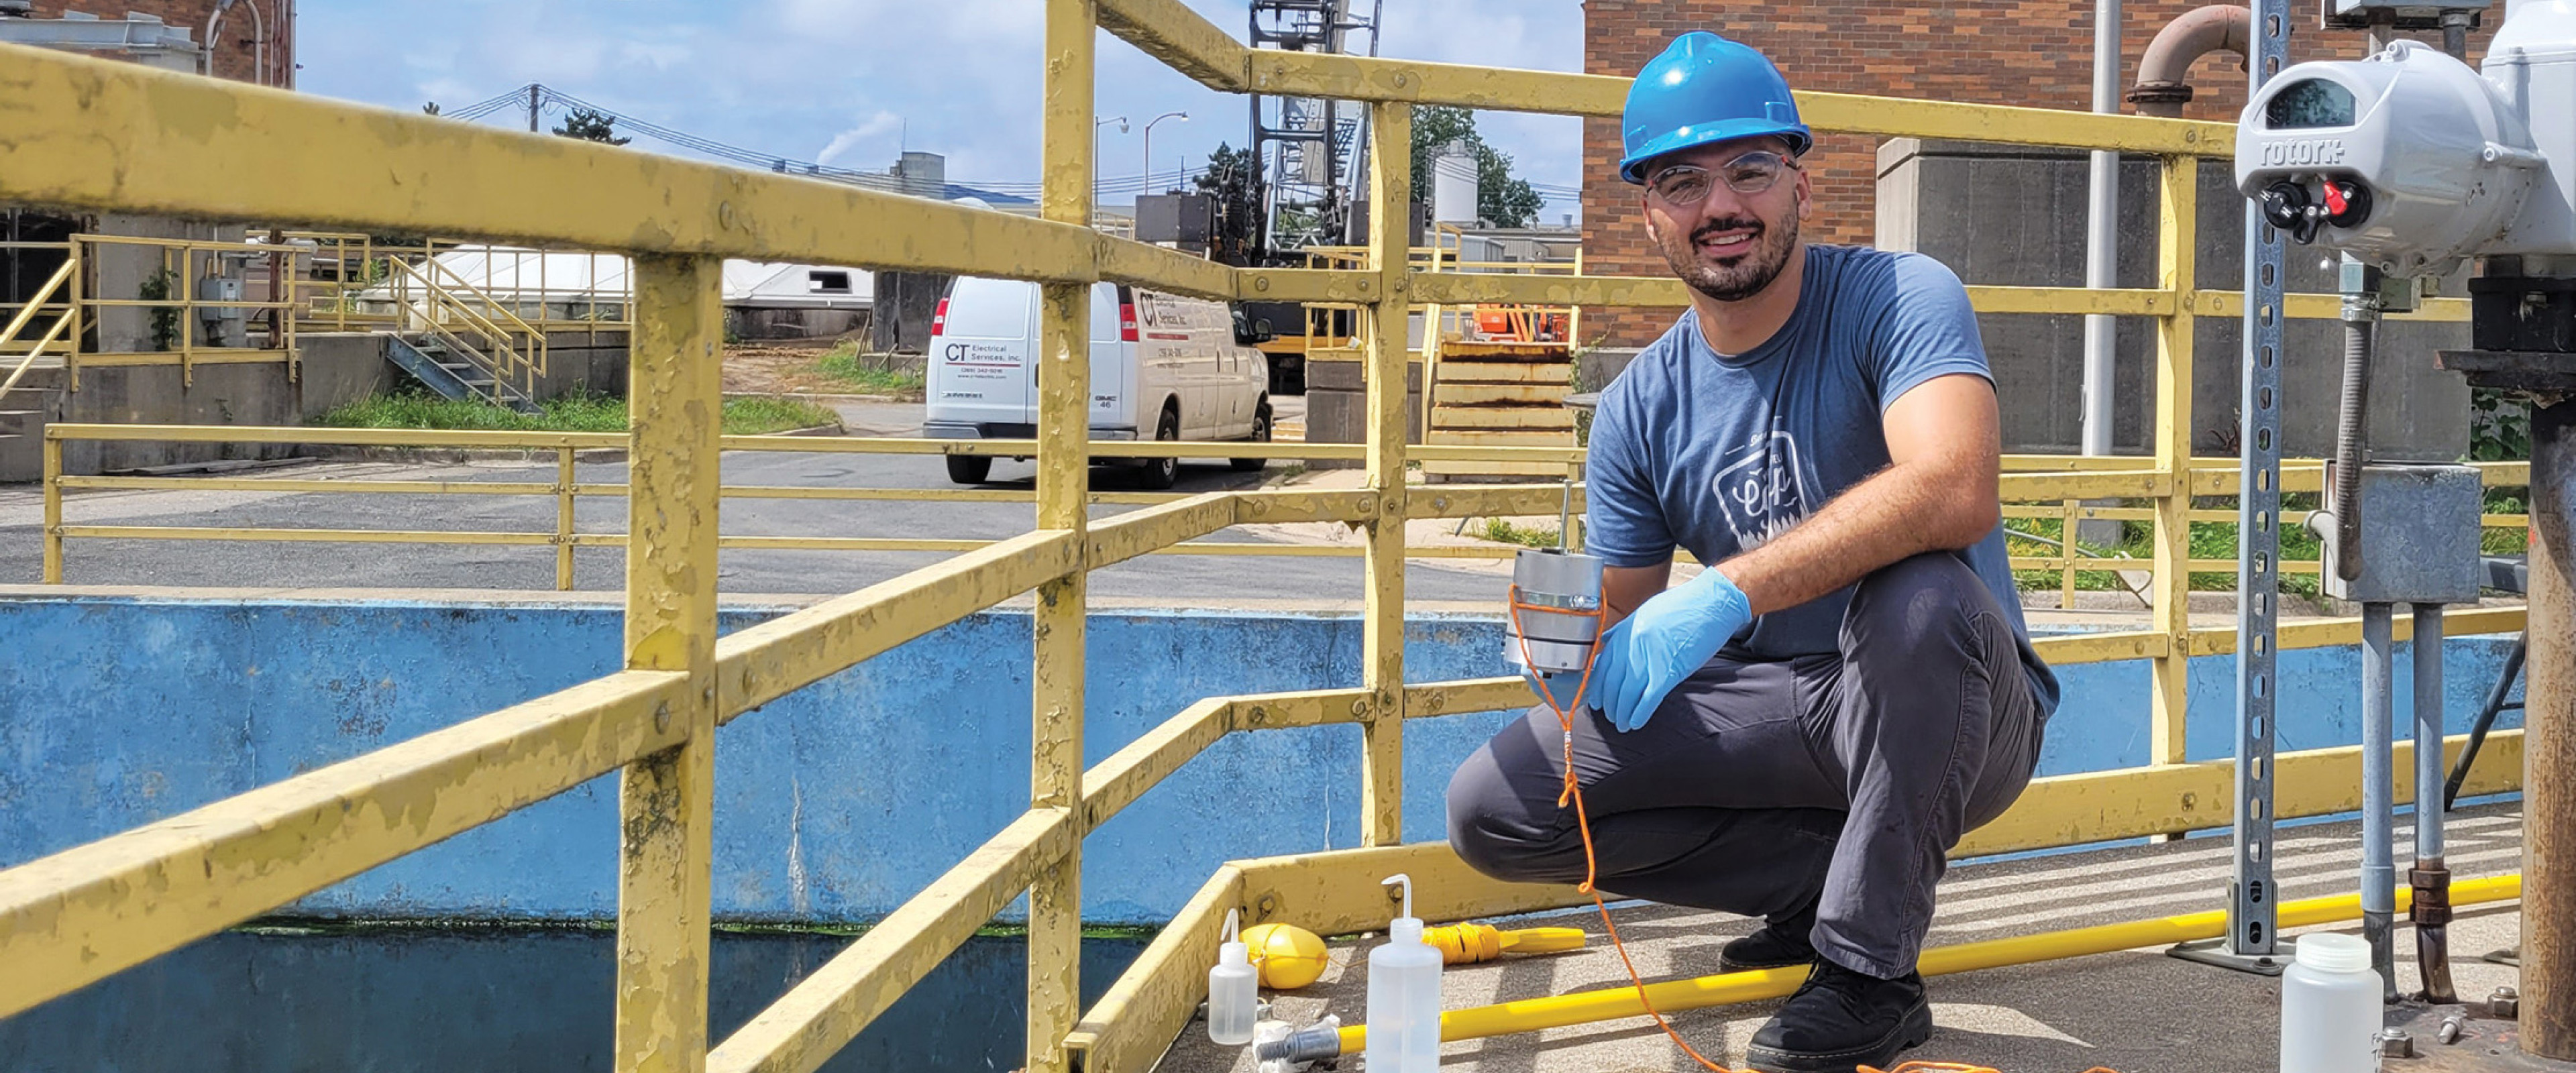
[1119,302,1138,343]
[931,298,950,337]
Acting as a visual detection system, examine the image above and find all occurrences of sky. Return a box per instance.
[297,1,1588,224]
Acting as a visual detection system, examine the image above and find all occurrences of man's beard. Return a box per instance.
[1659,210,1800,303]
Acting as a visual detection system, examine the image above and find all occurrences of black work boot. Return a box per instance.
[1718,897,1820,973]
[1743,960,1933,1073]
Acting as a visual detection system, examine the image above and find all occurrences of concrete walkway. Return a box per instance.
[1156,803,2552,1072]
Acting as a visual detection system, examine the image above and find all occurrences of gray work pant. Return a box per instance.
[1446,553,2046,978]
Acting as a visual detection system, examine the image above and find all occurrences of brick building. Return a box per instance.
[1578,1,2493,350]
[17,0,292,85]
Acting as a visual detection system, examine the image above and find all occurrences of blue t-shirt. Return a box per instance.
[1587,244,2059,717]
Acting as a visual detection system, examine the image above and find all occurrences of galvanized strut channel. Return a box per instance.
[0,7,2534,1073]
[2235,0,2292,967]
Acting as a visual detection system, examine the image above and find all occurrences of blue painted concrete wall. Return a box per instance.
[0,596,2524,925]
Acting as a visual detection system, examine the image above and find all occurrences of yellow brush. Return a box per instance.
[1421,922,1588,965]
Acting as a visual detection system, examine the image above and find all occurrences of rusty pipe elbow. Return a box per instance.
[2126,5,2254,117]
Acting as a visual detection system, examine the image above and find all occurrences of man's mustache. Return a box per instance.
[1690,218,1765,244]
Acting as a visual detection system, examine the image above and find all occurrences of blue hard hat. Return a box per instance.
[1619,32,1811,185]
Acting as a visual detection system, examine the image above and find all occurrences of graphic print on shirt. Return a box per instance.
[1709,422,1816,552]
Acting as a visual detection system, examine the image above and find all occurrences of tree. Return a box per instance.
[1409,105,1546,229]
[553,108,631,146]
[1193,142,1265,265]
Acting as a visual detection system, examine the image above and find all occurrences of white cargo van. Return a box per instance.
[922,278,1273,489]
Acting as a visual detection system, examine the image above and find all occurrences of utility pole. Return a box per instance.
[528,84,540,133]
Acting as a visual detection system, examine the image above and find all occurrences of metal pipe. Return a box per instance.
[2526,398,2576,1059]
[2363,602,2398,999]
[1321,874,2524,1053]
[2081,0,2121,455]
[2125,5,2252,117]
[2441,9,2473,59]
[2414,602,2457,1002]
[2445,636,2523,810]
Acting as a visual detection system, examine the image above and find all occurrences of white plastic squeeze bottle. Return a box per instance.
[1365,873,1444,1073]
[1208,908,1258,1046]
[2281,931,2381,1073]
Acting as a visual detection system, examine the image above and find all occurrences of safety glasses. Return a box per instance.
[1646,150,1799,208]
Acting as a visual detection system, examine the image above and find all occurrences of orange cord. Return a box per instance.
[1505,587,2116,1073]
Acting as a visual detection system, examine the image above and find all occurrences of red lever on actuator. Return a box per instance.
[2321,181,2350,216]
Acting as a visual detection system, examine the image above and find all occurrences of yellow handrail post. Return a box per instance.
[66,238,80,391]
[176,246,194,388]
[2061,498,2080,609]
[2149,154,2199,780]
[1360,99,1413,847]
[1028,2,1095,1070]
[41,433,62,583]
[613,253,722,1073]
[557,446,578,591]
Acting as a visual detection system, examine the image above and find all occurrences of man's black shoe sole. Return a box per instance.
[1742,997,1932,1073]
[1716,952,1815,974]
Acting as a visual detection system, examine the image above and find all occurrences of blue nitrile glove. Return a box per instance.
[1591,567,1753,732]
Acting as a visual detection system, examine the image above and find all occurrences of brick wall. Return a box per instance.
[24,0,291,85]
[1580,1,2495,348]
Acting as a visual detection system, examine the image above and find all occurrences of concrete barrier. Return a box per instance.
[0,593,2524,925]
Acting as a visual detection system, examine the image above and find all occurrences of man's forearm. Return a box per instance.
[1715,461,1994,616]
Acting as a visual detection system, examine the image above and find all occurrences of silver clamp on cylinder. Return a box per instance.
[1507,549,1608,677]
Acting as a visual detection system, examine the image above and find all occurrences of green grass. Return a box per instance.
[2006,488,2532,599]
[315,392,841,435]
[815,343,925,396]
[1481,518,1563,549]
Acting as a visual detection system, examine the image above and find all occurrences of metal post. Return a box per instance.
[614,253,722,1073]
[2230,0,2291,962]
[41,434,62,583]
[2149,155,2198,773]
[1028,1,1095,1069]
[2361,601,2398,1000]
[529,83,541,133]
[2412,602,2456,1003]
[557,446,578,591]
[1360,99,1413,847]
[2081,0,2121,456]
[2526,398,2576,1058]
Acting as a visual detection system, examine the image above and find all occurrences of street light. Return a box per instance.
[1095,116,1128,188]
[1142,111,1189,196]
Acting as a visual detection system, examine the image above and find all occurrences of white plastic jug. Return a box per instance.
[2280,932,2381,1073]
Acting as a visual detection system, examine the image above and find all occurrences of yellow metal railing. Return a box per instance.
[36,424,1600,587]
[0,256,77,400]
[0,7,2526,1073]
[38,429,2531,600]
[0,233,302,389]
[382,256,550,403]
[286,231,632,339]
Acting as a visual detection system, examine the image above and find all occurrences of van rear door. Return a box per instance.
[926,277,1036,429]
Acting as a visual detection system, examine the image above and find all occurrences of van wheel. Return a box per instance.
[1140,408,1180,490]
[945,455,993,484]
[1232,404,1271,472]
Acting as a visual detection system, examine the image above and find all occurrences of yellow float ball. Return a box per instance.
[1238,922,1330,990]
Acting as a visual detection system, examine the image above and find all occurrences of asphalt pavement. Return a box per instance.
[0,398,1517,606]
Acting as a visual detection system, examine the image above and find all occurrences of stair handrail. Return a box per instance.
[419,252,548,382]
[384,258,542,404]
[405,258,534,395]
[0,258,78,402]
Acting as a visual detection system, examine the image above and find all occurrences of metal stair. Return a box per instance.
[0,361,67,482]
[386,333,539,412]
